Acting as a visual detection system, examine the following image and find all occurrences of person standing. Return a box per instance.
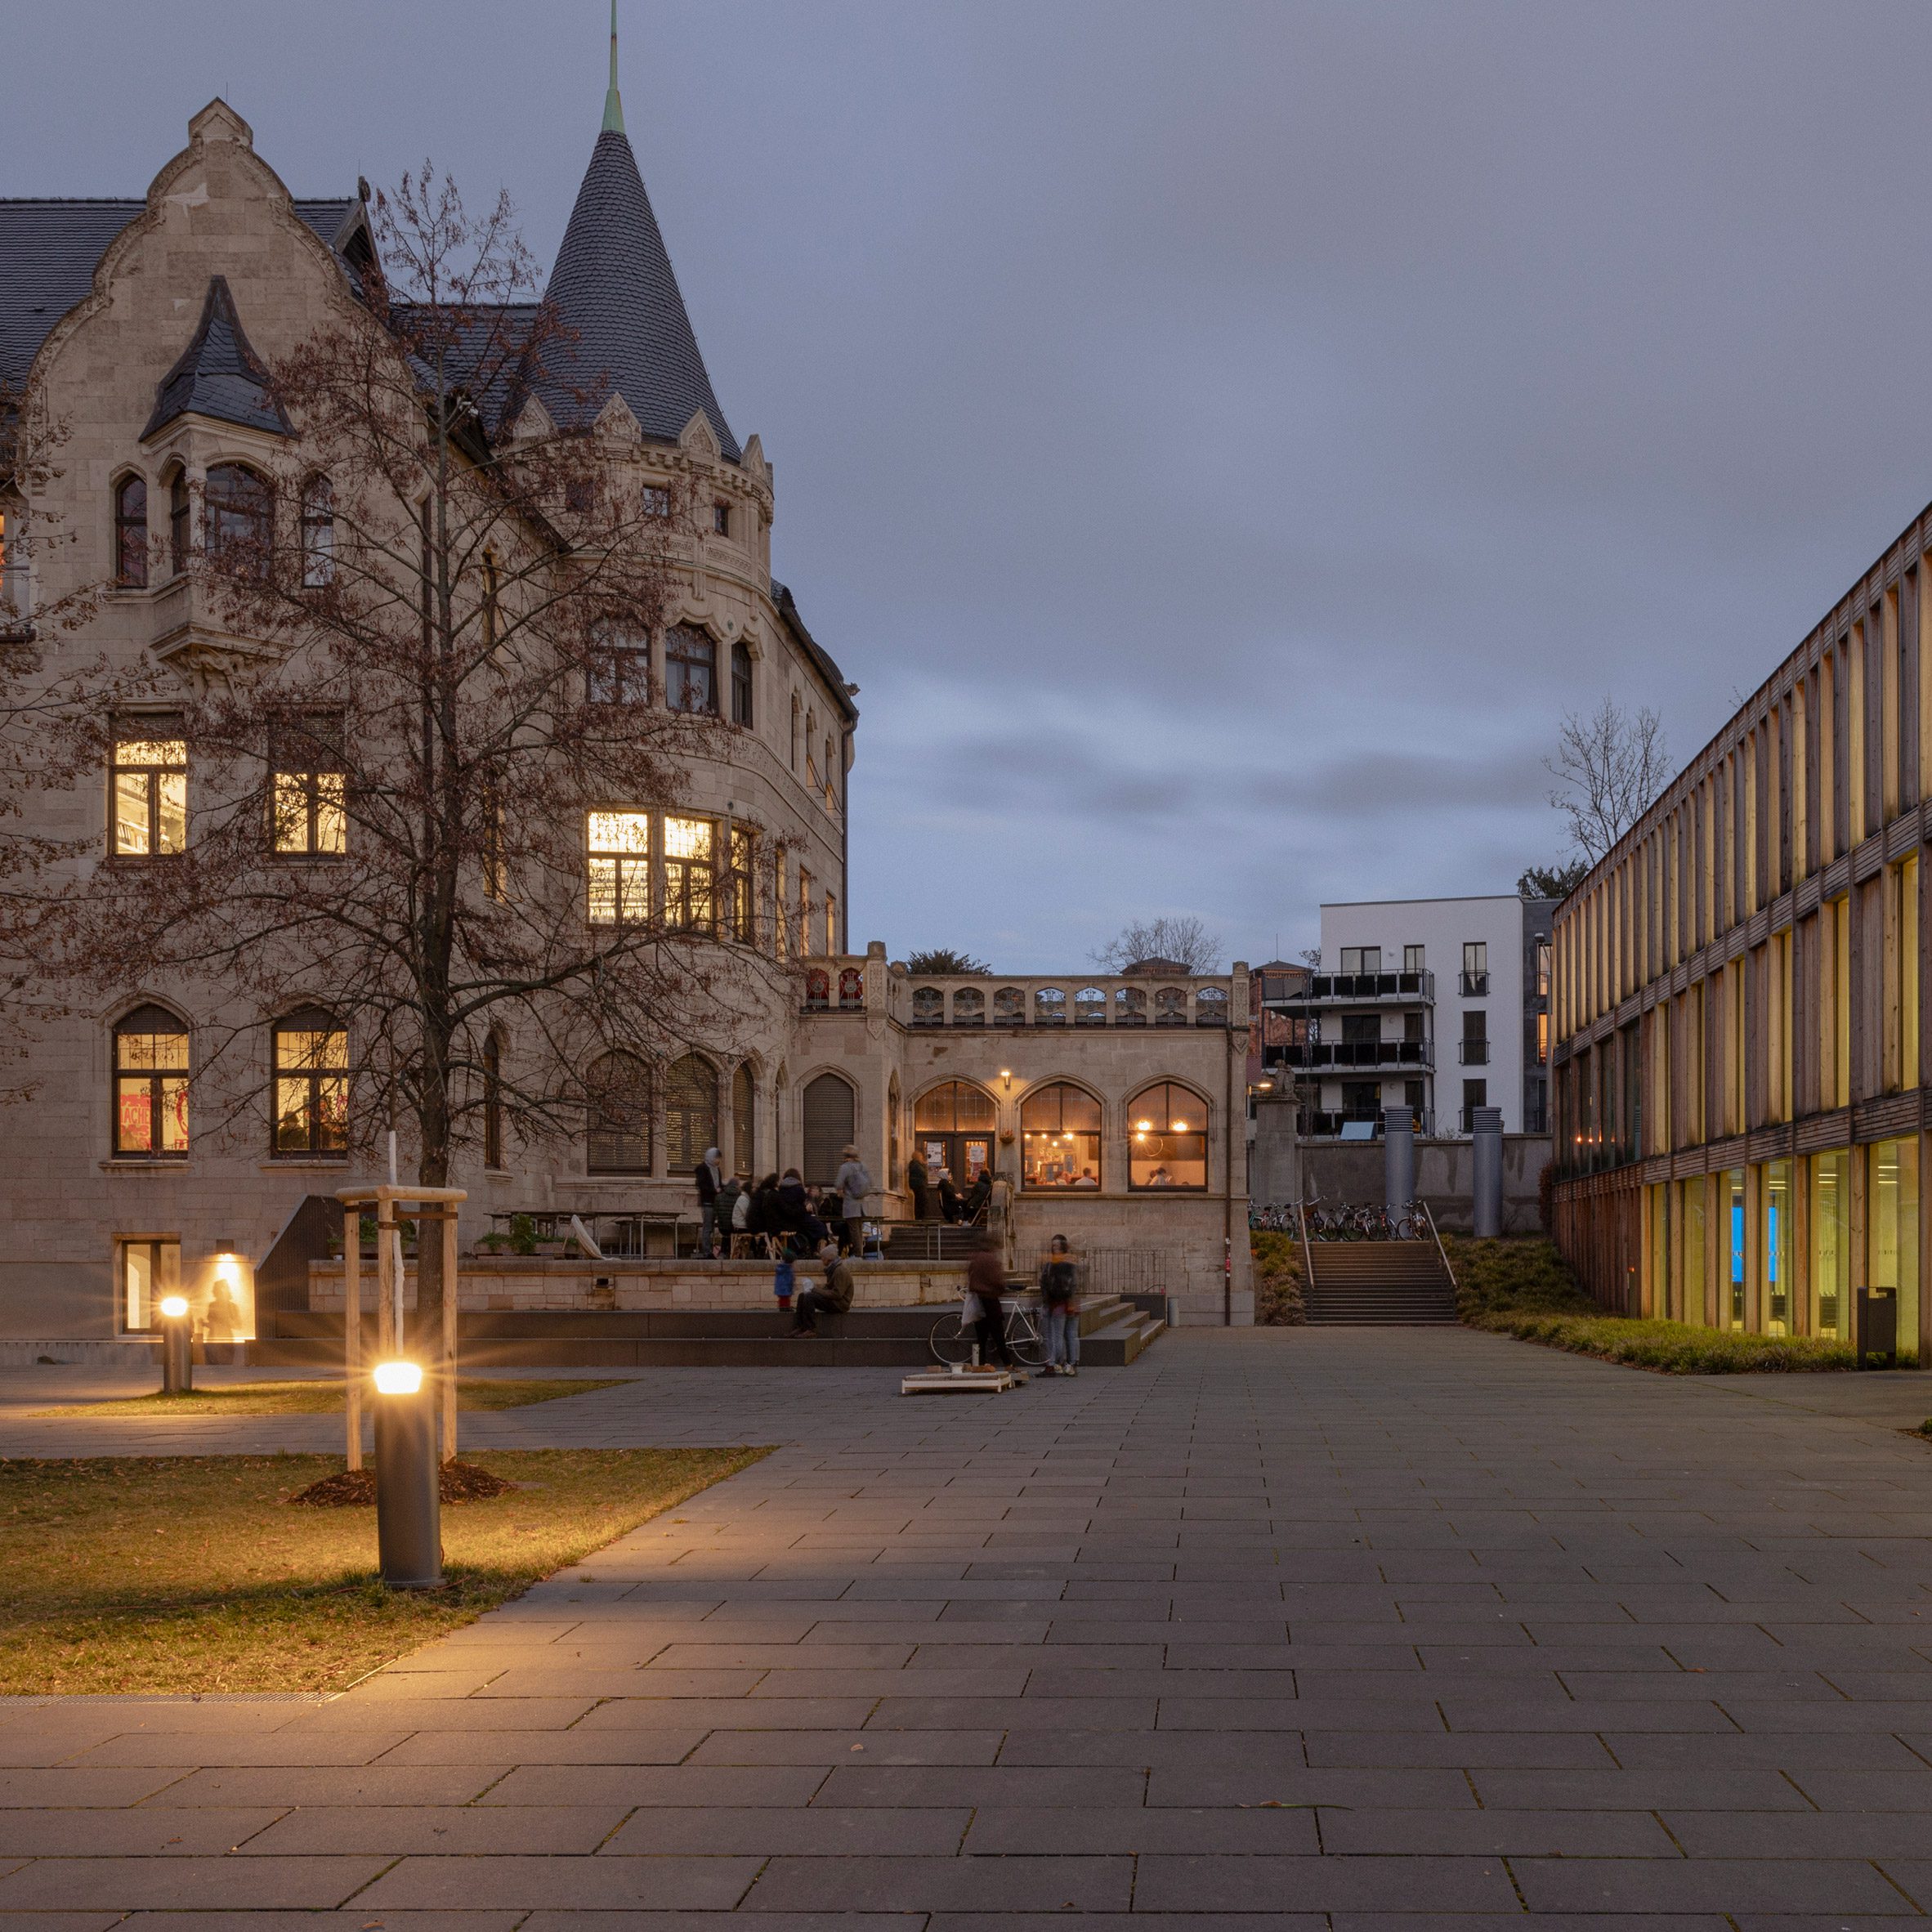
[937,1168,961,1224]
[967,1231,1020,1375]
[834,1143,872,1256]
[695,1146,723,1257]
[906,1148,932,1223]
[714,1170,744,1254]
[1039,1234,1080,1377]
[789,1239,856,1337]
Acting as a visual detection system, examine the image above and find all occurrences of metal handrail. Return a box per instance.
[1294,1198,1317,1299]
[1420,1199,1456,1299]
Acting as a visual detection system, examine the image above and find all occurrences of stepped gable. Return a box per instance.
[142,275,289,440]
[0,198,356,393]
[534,127,740,462]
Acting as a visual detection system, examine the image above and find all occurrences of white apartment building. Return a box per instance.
[1262,895,1555,1137]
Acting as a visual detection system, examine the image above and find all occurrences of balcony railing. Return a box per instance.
[1460,971,1489,996]
[906,973,1232,1029]
[1275,1039,1432,1070]
[1300,1107,1437,1139]
[1272,969,1433,1006]
[1458,1039,1490,1065]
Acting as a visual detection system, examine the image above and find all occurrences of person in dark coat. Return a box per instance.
[906,1150,932,1222]
[789,1240,856,1337]
[776,1169,827,1251]
[694,1147,723,1257]
[937,1169,961,1223]
[959,1167,993,1225]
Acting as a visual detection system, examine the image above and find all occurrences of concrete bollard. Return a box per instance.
[1382,1107,1415,1226]
[1471,1106,1504,1238]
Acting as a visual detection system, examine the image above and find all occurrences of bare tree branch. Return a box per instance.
[1543,695,1670,867]
[1089,915,1222,976]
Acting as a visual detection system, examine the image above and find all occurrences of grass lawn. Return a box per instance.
[0,1447,767,1695]
[34,1377,624,1419]
[1448,1237,1880,1372]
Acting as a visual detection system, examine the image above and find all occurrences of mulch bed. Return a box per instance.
[288,1460,515,1508]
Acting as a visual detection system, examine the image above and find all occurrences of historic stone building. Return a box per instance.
[0,66,1250,1353]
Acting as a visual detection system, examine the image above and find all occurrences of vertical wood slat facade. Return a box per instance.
[1552,499,1932,1359]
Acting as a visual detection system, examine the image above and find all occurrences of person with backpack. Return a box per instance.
[1038,1234,1080,1377]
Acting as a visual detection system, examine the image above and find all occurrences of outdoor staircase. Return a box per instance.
[1304,1239,1457,1325]
[251,1294,1165,1371]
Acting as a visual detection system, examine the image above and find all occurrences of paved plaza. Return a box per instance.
[9,1329,1932,1925]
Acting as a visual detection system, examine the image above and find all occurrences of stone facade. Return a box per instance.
[0,96,1254,1350]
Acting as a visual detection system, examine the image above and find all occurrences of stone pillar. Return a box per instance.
[1383,1107,1415,1222]
[1472,1106,1504,1238]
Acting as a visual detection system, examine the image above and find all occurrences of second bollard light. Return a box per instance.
[371,1359,443,1589]
[158,1294,192,1394]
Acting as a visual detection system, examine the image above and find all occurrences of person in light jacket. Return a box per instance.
[833,1144,872,1256]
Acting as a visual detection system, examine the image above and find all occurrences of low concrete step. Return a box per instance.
[1306,1239,1456,1326]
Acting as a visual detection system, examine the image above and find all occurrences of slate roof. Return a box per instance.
[534,130,740,462]
[0,197,354,394]
[142,275,289,440]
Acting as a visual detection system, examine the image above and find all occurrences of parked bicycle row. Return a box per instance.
[1250,1200,1432,1241]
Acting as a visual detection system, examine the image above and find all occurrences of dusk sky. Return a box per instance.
[11,2,1932,970]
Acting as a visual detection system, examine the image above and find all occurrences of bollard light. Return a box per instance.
[159,1294,192,1395]
[371,1357,442,1589]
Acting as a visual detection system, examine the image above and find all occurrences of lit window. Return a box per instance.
[1127,1081,1207,1191]
[114,476,149,588]
[726,824,754,942]
[112,725,187,857]
[114,1005,189,1158]
[300,476,334,587]
[271,718,346,856]
[1022,1082,1102,1191]
[273,1010,348,1156]
[588,627,650,703]
[825,890,837,955]
[798,867,813,955]
[204,463,271,579]
[665,625,717,714]
[664,815,715,930]
[642,484,672,520]
[119,1237,181,1334]
[587,811,651,924]
[825,737,837,809]
[712,501,731,537]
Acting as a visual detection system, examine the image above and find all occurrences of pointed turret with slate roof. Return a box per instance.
[534,2,740,462]
[142,274,289,441]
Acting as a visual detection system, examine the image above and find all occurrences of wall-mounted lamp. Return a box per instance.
[999,1068,1012,1091]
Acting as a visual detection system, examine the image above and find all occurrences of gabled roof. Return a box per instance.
[534,129,740,462]
[142,275,289,440]
[0,196,356,394]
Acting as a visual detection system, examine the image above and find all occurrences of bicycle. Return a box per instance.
[929,1296,1048,1369]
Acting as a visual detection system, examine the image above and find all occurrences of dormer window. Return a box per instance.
[114,476,148,588]
[712,501,731,537]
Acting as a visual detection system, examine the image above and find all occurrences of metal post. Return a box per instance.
[1383,1106,1415,1225]
[159,1296,192,1394]
[375,1205,395,1360]
[1472,1106,1504,1238]
[373,1367,443,1588]
[343,1207,362,1472]
[440,1205,458,1464]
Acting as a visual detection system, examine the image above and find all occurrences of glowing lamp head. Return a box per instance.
[373,1360,423,1396]
[1136,1119,1154,1133]
[1171,1120,1188,1132]
[158,1294,189,1321]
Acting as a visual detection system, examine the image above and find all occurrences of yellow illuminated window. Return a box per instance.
[112,731,187,856]
[273,1013,348,1156]
[664,815,714,931]
[587,811,651,925]
[114,1006,189,1157]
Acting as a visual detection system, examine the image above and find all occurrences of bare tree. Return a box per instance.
[1089,915,1222,976]
[20,170,768,1342]
[1543,696,1670,867]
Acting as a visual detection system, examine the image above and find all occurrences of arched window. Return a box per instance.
[1154,985,1188,1026]
[825,737,838,808]
[1021,1082,1102,1192]
[1074,986,1106,1026]
[482,1030,504,1170]
[1035,986,1067,1026]
[114,476,148,588]
[838,966,864,1010]
[731,641,754,727]
[665,624,718,714]
[586,1051,651,1174]
[204,463,271,579]
[588,624,650,703]
[732,1061,756,1177]
[802,1072,856,1185]
[1196,985,1229,1026]
[1114,985,1147,1026]
[994,986,1024,1023]
[951,986,985,1026]
[114,1004,188,1157]
[300,475,335,588]
[666,1054,719,1175]
[167,467,190,575]
[272,1008,347,1157]
[911,986,942,1026]
[1127,1082,1208,1191]
[803,967,830,1011]
[912,1080,997,1191]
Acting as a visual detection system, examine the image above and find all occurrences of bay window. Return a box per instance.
[587,811,651,924]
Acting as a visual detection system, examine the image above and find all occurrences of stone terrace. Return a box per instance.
[9,1329,1932,1924]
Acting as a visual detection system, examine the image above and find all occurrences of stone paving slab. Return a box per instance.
[12,1327,1932,1921]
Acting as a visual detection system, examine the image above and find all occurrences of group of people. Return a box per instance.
[905,1152,1003,1225]
[693,1145,874,1259]
[963,1231,1083,1379]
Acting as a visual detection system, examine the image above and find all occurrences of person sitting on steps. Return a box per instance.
[789,1239,855,1338]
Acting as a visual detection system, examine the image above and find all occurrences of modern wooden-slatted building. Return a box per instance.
[1550,503,1932,1359]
